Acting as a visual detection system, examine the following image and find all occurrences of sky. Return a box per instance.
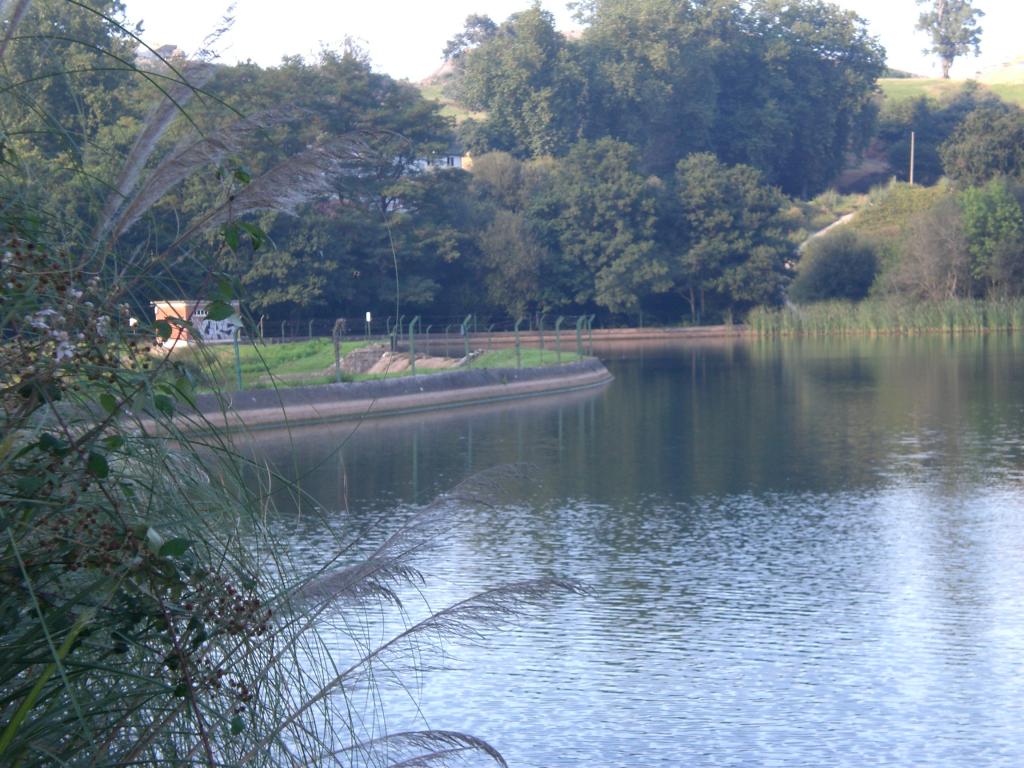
[122,0,1024,82]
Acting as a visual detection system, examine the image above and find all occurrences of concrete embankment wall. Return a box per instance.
[189,358,612,433]
[462,324,746,348]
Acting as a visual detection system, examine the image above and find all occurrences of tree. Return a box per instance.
[456,6,585,157]
[442,14,498,61]
[669,154,792,321]
[576,0,717,176]
[887,196,971,300]
[790,229,878,303]
[916,0,984,79]
[876,83,1005,186]
[547,139,670,313]
[960,178,1024,297]
[712,0,885,197]
[940,105,1024,188]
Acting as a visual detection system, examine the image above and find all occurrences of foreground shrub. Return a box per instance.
[1,5,579,764]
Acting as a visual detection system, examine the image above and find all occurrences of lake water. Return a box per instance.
[251,336,1024,767]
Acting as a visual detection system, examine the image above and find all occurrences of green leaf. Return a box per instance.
[39,432,70,456]
[213,275,234,301]
[223,223,240,252]
[86,452,109,479]
[16,475,45,496]
[104,435,125,451]
[173,682,189,697]
[205,300,234,322]
[158,538,191,558]
[230,715,245,735]
[153,394,175,417]
[155,320,171,341]
[233,166,252,185]
[238,221,265,250]
[99,392,117,415]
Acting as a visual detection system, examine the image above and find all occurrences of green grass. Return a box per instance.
[473,347,584,368]
[988,82,1024,107]
[417,82,487,124]
[878,77,1024,109]
[172,337,368,389]
[174,339,587,390]
[878,77,970,104]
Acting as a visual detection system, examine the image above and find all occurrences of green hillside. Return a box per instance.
[878,73,1024,108]
[417,81,485,125]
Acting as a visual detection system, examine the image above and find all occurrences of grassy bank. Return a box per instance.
[748,299,1024,336]
[174,339,586,391]
[172,337,367,389]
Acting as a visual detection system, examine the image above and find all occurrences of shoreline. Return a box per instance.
[178,358,612,433]
[460,324,746,348]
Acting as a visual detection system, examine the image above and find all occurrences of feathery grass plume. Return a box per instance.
[196,137,369,230]
[102,108,298,243]
[92,59,216,248]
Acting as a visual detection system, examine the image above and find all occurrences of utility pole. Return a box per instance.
[909,131,916,186]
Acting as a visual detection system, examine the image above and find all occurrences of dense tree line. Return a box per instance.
[14,0,1018,328]
[448,0,885,197]
[4,0,815,326]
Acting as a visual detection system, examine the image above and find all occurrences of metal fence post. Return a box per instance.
[233,327,243,391]
[398,314,405,344]
[333,318,345,383]
[409,316,420,376]
[555,316,565,364]
[575,315,585,356]
[279,319,287,341]
[461,313,472,362]
[588,314,596,354]
[444,324,453,358]
[424,324,433,356]
[308,319,314,339]
[538,314,546,363]
[514,317,524,369]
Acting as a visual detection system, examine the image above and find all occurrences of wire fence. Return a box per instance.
[245,313,601,343]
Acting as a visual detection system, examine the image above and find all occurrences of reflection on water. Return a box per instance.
[248,335,1024,766]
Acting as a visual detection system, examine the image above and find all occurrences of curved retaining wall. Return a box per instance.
[188,358,612,433]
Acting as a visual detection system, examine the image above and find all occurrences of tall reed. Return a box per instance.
[748,298,1024,337]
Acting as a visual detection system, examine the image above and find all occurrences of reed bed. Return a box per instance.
[747,299,1024,337]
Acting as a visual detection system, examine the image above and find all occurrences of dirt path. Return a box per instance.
[364,352,463,375]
